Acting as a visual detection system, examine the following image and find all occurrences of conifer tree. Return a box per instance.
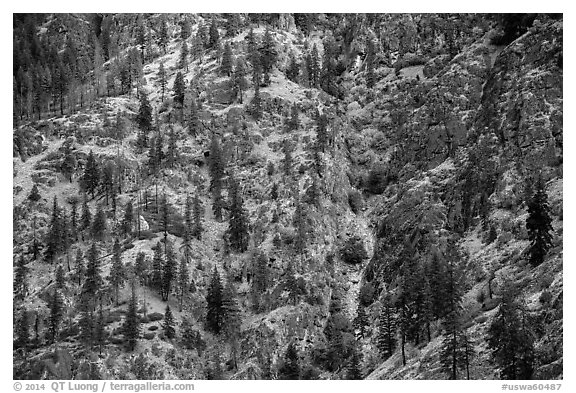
[163,304,176,339]
[121,200,134,237]
[151,242,164,291]
[249,78,262,120]
[94,306,107,354]
[47,288,63,343]
[82,150,100,198]
[173,71,185,107]
[192,194,203,240]
[293,199,309,256]
[347,344,363,380]
[286,51,300,82]
[365,38,376,89]
[377,296,396,360]
[288,103,299,131]
[81,196,92,231]
[309,45,320,87]
[177,256,189,311]
[179,41,189,72]
[166,127,179,168]
[14,254,28,302]
[260,28,277,86]
[134,252,147,286]
[55,264,65,290]
[109,238,125,306]
[278,342,300,379]
[158,20,169,54]
[82,243,102,305]
[45,196,65,262]
[187,97,200,136]
[161,240,176,301]
[221,42,233,76]
[282,139,293,177]
[526,176,553,267]
[28,183,41,202]
[75,248,85,286]
[206,267,224,334]
[123,282,140,351]
[136,92,153,147]
[284,260,299,306]
[231,58,248,103]
[222,280,242,369]
[209,136,225,221]
[91,206,107,241]
[299,60,310,87]
[316,112,329,152]
[209,18,219,49]
[353,302,369,339]
[226,177,250,253]
[158,62,167,102]
[180,18,191,40]
[488,284,534,380]
[14,308,30,351]
[69,198,78,242]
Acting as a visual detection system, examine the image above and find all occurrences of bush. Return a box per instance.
[148,312,164,322]
[348,190,364,214]
[365,166,387,195]
[340,236,368,265]
[539,291,552,305]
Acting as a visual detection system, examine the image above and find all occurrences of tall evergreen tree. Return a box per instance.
[173,71,185,107]
[123,282,140,351]
[526,176,553,267]
[177,256,189,311]
[222,280,242,369]
[161,240,177,301]
[365,38,376,89]
[81,195,92,231]
[82,243,103,307]
[221,42,233,76]
[179,41,189,72]
[14,254,28,302]
[163,304,176,339]
[192,194,203,240]
[260,28,277,86]
[293,198,309,256]
[136,92,152,148]
[208,18,220,49]
[151,242,164,291]
[206,267,224,334]
[91,206,107,241]
[231,58,248,103]
[82,150,100,198]
[158,19,169,54]
[14,308,30,351]
[158,62,167,102]
[47,288,63,343]
[74,248,85,286]
[488,284,534,380]
[286,51,300,82]
[377,296,396,360]
[94,306,107,354]
[109,238,125,306]
[121,200,134,237]
[226,177,250,253]
[353,301,369,339]
[44,196,65,262]
[347,344,363,380]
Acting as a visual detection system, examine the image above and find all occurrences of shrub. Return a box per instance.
[365,166,387,195]
[539,291,552,305]
[340,236,368,265]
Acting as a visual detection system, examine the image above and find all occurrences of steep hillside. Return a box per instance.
[13,13,562,381]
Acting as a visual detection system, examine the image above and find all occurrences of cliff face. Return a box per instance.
[13,14,562,380]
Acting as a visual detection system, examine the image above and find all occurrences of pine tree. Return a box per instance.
[209,136,225,221]
[293,198,309,256]
[179,41,189,72]
[249,77,262,120]
[309,45,320,87]
[28,183,41,202]
[221,42,233,76]
[206,266,224,334]
[94,306,107,354]
[284,260,299,306]
[74,248,85,286]
[47,288,63,343]
[298,60,310,87]
[282,139,293,177]
[158,62,167,102]
[82,243,103,306]
[365,38,376,88]
[136,92,152,147]
[526,176,553,267]
[134,252,147,285]
[347,344,363,380]
[278,342,300,379]
[209,18,219,49]
[377,296,396,360]
[123,283,140,351]
[488,284,534,380]
[173,71,185,107]
[192,194,203,240]
[166,127,179,168]
[81,196,92,231]
[158,19,169,54]
[316,112,329,152]
[177,257,189,311]
[14,254,28,302]
[287,103,299,131]
[82,150,100,198]
[286,51,300,82]
[180,18,191,40]
[226,177,250,253]
[231,58,248,104]
[260,28,277,86]
[91,206,107,241]
[55,264,65,290]
[161,240,176,301]
[121,200,134,237]
[15,308,30,351]
[187,97,200,136]
[69,198,78,242]
[162,304,176,339]
[44,196,65,262]
[151,242,164,291]
[222,280,242,369]
[109,238,125,306]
